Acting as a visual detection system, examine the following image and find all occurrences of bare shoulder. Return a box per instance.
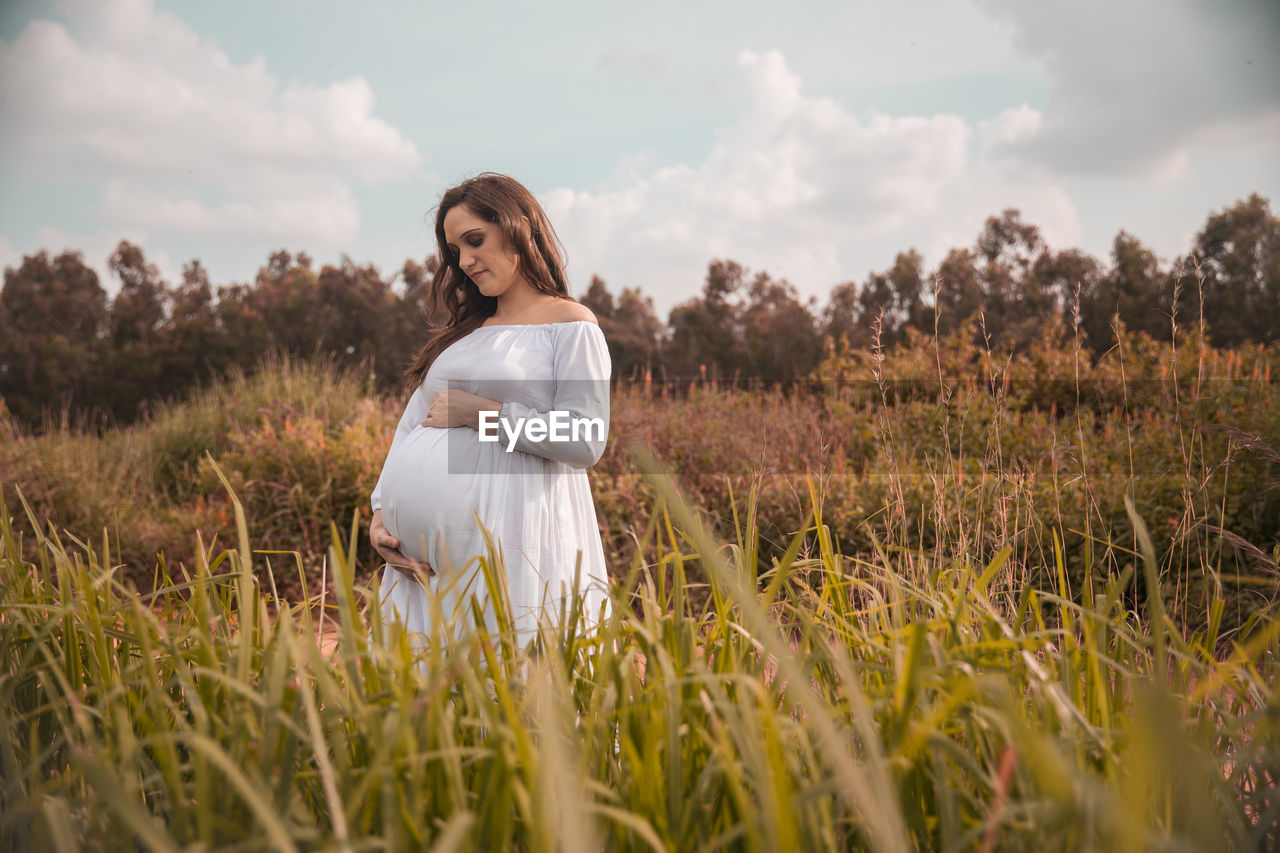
[549,299,599,325]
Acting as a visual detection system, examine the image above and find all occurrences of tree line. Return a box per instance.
[1,193,1275,430]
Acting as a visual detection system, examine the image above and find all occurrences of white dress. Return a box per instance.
[371,320,612,647]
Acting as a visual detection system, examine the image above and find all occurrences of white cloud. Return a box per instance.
[978,104,1042,149]
[545,49,1081,314]
[0,0,420,245]
[1146,149,1191,189]
[976,0,1280,176]
[97,179,361,244]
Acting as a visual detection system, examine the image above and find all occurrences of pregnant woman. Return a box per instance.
[369,173,612,647]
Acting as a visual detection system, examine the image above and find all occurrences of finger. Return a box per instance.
[382,545,418,566]
[381,548,413,568]
[374,540,404,559]
[389,552,435,578]
[382,545,432,573]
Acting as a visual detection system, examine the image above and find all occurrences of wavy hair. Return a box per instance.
[405,173,570,389]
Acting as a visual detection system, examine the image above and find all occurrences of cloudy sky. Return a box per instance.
[1,0,1277,315]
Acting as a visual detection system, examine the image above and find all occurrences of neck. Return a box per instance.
[491,278,557,322]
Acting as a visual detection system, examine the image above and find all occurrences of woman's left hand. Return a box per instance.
[422,389,502,430]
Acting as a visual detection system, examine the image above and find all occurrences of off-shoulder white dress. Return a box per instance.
[371,320,612,646]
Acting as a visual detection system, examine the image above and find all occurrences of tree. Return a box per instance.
[1108,232,1169,341]
[932,248,984,338]
[108,241,169,346]
[0,250,108,426]
[1184,193,1279,346]
[1033,248,1105,348]
[399,256,441,323]
[740,271,823,381]
[580,275,615,319]
[102,241,177,419]
[854,250,929,348]
[666,260,750,380]
[313,257,403,385]
[974,209,1053,349]
[577,275,666,380]
[822,280,862,348]
[393,257,444,378]
[159,259,230,397]
[924,210,1061,350]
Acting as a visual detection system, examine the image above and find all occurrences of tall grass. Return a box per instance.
[2,325,1277,848]
[2,455,1276,850]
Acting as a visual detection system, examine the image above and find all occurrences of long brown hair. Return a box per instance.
[405,173,571,389]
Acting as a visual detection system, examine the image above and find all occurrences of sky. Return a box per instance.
[0,0,1277,316]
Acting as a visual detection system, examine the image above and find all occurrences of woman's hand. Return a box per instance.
[370,509,434,578]
[422,389,502,430]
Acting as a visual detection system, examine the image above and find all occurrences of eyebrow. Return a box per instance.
[445,227,483,249]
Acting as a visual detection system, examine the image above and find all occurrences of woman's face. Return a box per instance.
[442,204,525,299]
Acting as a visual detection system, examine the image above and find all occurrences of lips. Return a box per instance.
[471,269,487,281]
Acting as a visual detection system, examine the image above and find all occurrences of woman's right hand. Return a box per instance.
[370,509,435,577]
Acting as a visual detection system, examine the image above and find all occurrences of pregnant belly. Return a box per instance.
[378,426,495,569]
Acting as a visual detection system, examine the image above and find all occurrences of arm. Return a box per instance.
[494,322,612,468]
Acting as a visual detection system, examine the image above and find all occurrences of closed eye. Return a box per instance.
[446,231,485,255]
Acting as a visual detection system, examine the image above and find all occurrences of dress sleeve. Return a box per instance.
[370,385,429,511]
[497,322,612,468]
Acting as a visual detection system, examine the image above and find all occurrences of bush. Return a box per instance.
[1,355,397,597]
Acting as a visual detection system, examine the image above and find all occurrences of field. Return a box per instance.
[2,327,1278,849]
